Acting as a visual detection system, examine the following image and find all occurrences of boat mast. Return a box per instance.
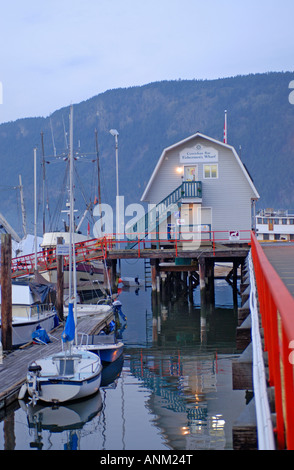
[68,104,77,343]
[34,147,38,271]
[41,131,46,234]
[95,129,102,235]
[18,174,27,237]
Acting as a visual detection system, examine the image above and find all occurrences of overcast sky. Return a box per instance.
[0,0,293,124]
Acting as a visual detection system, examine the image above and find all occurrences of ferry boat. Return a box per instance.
[256,209,294,242]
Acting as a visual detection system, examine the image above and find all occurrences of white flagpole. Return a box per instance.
[224,109,227,144]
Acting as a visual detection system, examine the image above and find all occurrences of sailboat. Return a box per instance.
[25,303,102,404]
[22,106,103,404]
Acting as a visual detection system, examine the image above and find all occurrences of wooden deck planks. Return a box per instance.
[262,244,294,298]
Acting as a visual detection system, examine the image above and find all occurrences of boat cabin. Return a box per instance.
[256,209,294,242]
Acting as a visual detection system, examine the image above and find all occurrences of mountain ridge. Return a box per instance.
[1,71,294,237]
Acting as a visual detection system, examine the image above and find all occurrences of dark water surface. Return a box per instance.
[0,262,246,450]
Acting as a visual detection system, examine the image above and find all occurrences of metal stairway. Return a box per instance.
[126,181,202,248]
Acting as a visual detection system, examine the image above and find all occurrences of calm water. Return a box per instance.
[0,262,246,450]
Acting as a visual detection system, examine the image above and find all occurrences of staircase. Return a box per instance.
[126,181,202,248]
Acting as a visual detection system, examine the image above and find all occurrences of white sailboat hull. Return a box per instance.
[0,311,56,347]
[27,350,102,403]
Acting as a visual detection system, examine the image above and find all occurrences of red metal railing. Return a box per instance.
[251,231,294,449]
[10,229,251,278]
[104,229,251,256]
[11,238,106,278]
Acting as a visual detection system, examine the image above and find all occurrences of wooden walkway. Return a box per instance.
[0,309,113,410]
[262,244,294,297]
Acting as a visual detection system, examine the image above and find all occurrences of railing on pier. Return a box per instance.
[251,231,294,450]
[11,237,106,279]
[10,229,251,279]
[104,229,251,256]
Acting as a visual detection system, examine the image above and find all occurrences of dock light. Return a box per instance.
[176,166,183,174]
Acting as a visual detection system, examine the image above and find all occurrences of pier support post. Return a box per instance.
[1,234,12,351]
[206,259,215,307]
[150,259,159,291]
[232,259,239,311]
[199,257,215,309]
[199,258,206,306]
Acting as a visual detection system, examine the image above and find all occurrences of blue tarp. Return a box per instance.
[62,302,75,343]
[32,325,51,344]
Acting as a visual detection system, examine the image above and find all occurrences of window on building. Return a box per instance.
[290,219,294,225]
[282,218,287,225]
[204,164,218,179]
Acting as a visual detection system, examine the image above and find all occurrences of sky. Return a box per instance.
[0,0,293,124]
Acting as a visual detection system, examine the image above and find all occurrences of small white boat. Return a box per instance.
[63,302,112,319]
[0,310,57,347]
[26,349,102,403]
[25,348,102,404]
[78,332,124,364]
[0,281,58,346]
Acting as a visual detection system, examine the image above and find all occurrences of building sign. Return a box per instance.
[229,230,240,241]
[179,144,218,164]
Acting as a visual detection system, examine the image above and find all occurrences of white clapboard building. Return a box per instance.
[127,132,259,248]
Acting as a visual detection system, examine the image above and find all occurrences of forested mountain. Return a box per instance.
[0,71,294,237]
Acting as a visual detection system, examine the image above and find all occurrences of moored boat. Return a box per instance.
[0,280,58,347]
[20,106,103,405]
[0,310,57,347]
[25,348,102,404]
[78,332,124,364]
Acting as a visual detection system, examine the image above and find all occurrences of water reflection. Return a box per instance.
[0,278,245,450]
[19,392,103,450]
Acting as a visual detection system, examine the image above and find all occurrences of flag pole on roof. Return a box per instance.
[223,110,227,144]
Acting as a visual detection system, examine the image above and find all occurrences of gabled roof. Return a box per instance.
[141,132,260,201]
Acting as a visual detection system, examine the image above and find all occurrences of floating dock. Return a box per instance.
[0,307,113,411]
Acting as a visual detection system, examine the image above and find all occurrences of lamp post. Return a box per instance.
[109,129,120,238]
[109,129,119,197]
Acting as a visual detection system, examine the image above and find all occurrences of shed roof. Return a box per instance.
[141,132,260,201]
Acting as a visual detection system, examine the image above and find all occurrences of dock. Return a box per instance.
[233,237,294,450]
[0,307,114,411]
[262,244,294,297]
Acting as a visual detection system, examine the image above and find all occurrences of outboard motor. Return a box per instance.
[28,362,42,404]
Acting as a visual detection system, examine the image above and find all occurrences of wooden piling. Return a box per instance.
[199,258,206,306]
[1,234,12,351]
[150,259,159,291]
